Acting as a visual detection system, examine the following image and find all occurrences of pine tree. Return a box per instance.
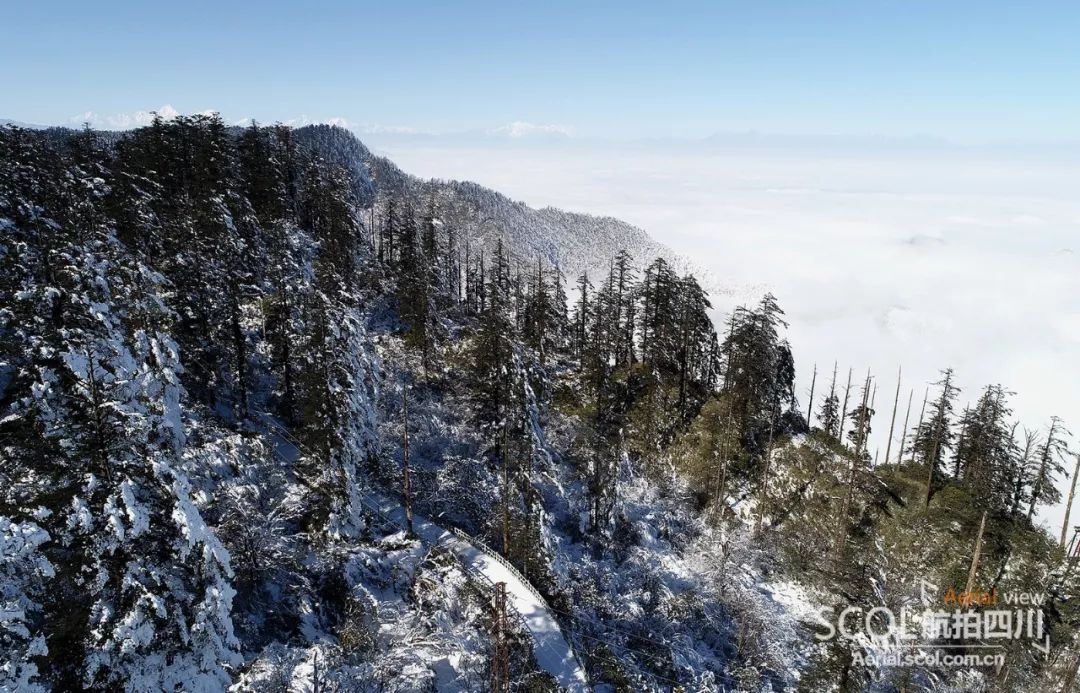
[846,374,875,459]
[912,369,959,506]
[638,257,679,370]
[720,293,794,461]
[0,128,240,686]
[572,273,592,360]
[817,361,842,439]
[0,518,52,692]
[523,258,549,362]
[398,199,436,367]
[294,161,376,536]
[1027,416,1070,520]
[674,274,719,420]
[549,264,570,353]
[263,214,308,424]
[471,241,518,431]
[819,392,841,439]
[611,250,636,367]
[953,384,1016,511]
[1007,427,1041,520]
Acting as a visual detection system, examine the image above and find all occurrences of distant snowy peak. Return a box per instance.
[489,121,574,139]
[0,118,46,129]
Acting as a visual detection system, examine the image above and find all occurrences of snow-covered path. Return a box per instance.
[361,492,589,691]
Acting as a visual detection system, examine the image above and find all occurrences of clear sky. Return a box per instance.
[5,1,1080,530]
[4,0,1080,142]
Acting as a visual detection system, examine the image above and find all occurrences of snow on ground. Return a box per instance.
[363,133,1080,534]
[758,580,824,627]
[359,491,590,691]
[231,527,491,692]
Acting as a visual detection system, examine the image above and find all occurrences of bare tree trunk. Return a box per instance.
[490,582,510,693]
[721,314,736,391]
[834,451,858,560]
[502,424,511,552]
[806,363,817,428]
[884,366,902,466]
[402,386,413,536]
[755,407,779,534]
[965,511,988,597]
[839,367,853,444]
[827,362,838,422]
[463,239,471,308]
[713,413,732,515]
[912,386,929,463]
[717,452,728,511]
[1061,454,1080,547]
[924,423,944,509]
[835,378,870,557]
[854,370,871,455]
[895,389,913,466]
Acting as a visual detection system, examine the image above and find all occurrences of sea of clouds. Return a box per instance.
[364,132,1080,533]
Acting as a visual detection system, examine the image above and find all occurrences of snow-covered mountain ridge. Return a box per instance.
[292,124,702,287]
[2,114,1077,692]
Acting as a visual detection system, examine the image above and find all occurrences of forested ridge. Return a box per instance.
[1,115,1078,692]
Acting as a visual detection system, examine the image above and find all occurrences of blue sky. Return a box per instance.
[5,1,1080,528]
[4,1,1080,142]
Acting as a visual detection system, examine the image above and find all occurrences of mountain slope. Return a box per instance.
[3,115,1076,693]
[293,124,683,282]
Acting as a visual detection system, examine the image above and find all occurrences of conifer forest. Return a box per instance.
[2,115,1079,692]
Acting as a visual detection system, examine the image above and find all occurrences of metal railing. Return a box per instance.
[449,527,552,613]
[193,401,587,688]
[353,493,545,662]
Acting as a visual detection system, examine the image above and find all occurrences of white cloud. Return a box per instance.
[491,121,574,138]
[352,123,434,135]
[370,135,1080,534]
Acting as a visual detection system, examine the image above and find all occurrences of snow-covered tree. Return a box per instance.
[0,518,52,693]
